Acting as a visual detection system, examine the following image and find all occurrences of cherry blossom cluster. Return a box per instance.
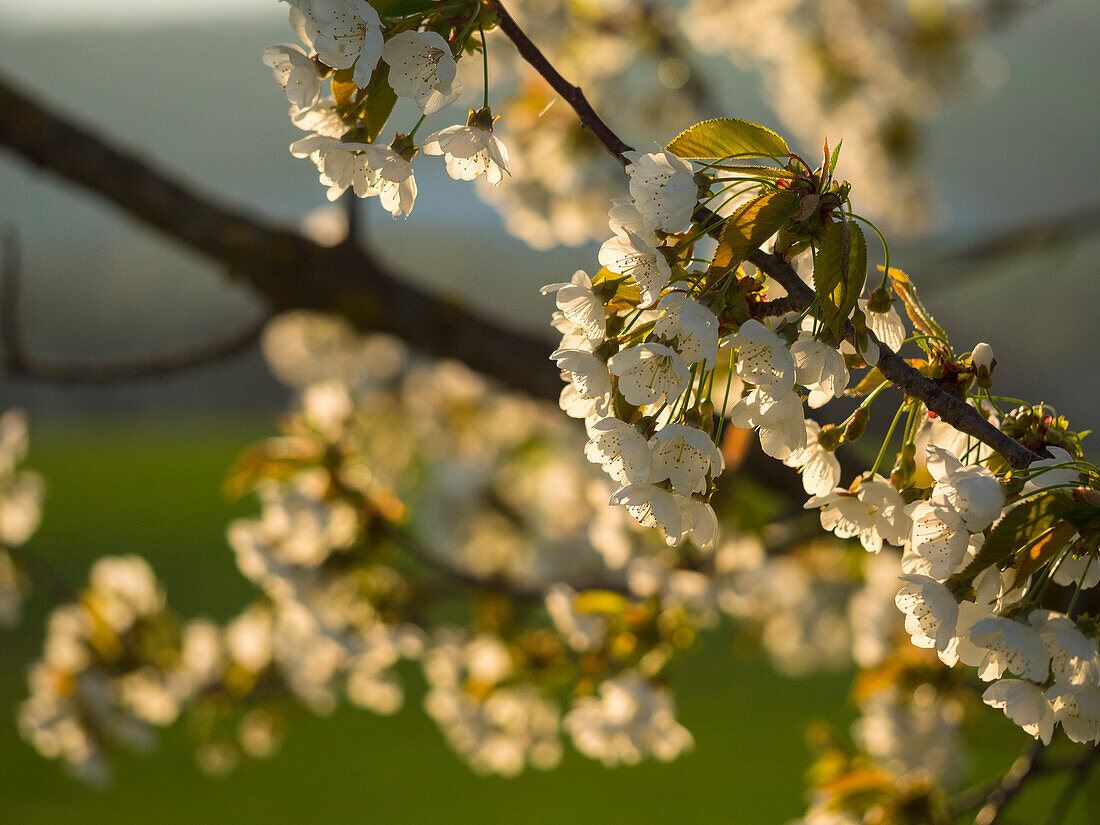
[545,150,732,550]
[0,409,44,629]
[265,0,510,217]
[226,311,710,775]
[544,115,1100,765]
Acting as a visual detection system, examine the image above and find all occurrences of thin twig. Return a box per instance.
[485,0,634,164]
[0,226,271,383]
[7,544,80,604]
[1041,745,1100,825]
[975,740,1046,825]
[403,534,630,601]
[745,248,1041,469]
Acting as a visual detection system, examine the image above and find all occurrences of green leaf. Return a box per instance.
[592,267,642,313]
[709,190,798,276]
[359,64,398,143]
[812,218,867,340]
[845,367,886,397]
[667,118,789,161]
[958,490,1074,580]
[707,164,790,180]
[880,266,951,354]
[331,68,360,120]
[375,0,437,16]
[828,139,843,176]
[332,65,397,143]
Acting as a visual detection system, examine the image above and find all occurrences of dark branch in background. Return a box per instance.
[1,228,271,382]
[0,71,808,513]
[0,76,563,400]
[405,535,630,602]
[975,740,1046,825]
[937,200,1100,266]
[486,0,1041,470]
[1041,744,1100,825]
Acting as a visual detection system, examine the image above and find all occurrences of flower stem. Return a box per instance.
[870,402,907,478]
[407,114,427,141]
[480,23,490,109]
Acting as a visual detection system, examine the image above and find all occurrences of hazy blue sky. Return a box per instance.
[0,0,276,30]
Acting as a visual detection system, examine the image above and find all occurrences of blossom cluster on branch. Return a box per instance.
[0,410,44,628]
[5,2,1097,823]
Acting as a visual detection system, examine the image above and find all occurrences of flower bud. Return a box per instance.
[817,423,844,451]
[972,342,996,388]
[844,407,869,442]
[866,285,893,314]
[891,442,917,487]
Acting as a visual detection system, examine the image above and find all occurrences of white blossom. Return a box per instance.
[1045,684,1100,744]
[607,343,689,407]
[291,0,383,88]
[597,230,671,306]
[783,420,841,497]
[972,342,995,373]
[382,30,461,115]
[729,388,806,460]
[652,293,719,366]
[926,445,1004,531]
[541,270,606,342]
[564,673,693,766]
[676,498,719,550]
[856,475,910,549]
[982,680,1055,744]
[359,144,417,217]
[263,44,323,109]
[1029,610,1100,687]
[805,488,882,553]
[546,585,608,652]
[607,198,660,247]
[648,424,723,496]
[609,484,683,543]
[584,418,652,486]
[906,499,970,581]
[624,151,697,235]
[895,574,959,653]
[289,137,374,202]
[1052,549,1100,589]
[423,120,511,185]
[791,330,848,408]
[969,617,1050,683]
[722,320,795,392]
[552,349,612,405]
[1023,446,1081,494]
[858,298,906,352]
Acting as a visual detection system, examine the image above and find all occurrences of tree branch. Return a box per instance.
[746,249,1041,468]
[0,74,563,399]
[938,200,1100,266]
[485,0,634,164]
[1,226,272,382]
[975,739,1046,825]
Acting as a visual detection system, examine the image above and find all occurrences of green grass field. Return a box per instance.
[0,418,1093,824]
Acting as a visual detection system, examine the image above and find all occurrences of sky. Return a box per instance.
[0,0,276,30]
